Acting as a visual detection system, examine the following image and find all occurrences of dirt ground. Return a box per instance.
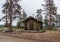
[0,30,60,42]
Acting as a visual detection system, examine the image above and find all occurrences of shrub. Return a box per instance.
[39,28,46,33]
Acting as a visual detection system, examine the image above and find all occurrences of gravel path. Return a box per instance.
[0,34,38,42]
[0,31,60,42]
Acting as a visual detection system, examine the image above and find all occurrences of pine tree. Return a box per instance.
[2,0,9,27]
[2,0,21,31]
[42,0,57,30]
[23,10,27,20]
[17,10,27,28]
[35,9,42,22]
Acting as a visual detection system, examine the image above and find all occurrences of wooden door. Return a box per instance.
[29,21,34,30]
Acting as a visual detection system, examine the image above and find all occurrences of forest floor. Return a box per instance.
[0,30,60,42]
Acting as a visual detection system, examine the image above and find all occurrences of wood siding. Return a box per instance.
[24,18,42,30]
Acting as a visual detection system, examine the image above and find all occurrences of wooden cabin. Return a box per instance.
[24,16,42,30]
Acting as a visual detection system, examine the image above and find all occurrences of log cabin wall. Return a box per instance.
[24,17,42,30]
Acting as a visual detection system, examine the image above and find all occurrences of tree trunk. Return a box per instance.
[6,11,8,27]
[49,11,52,30]
[8,0,13,32]
[9,15,12,32]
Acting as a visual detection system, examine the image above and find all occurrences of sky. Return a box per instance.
[0,0,60,26]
